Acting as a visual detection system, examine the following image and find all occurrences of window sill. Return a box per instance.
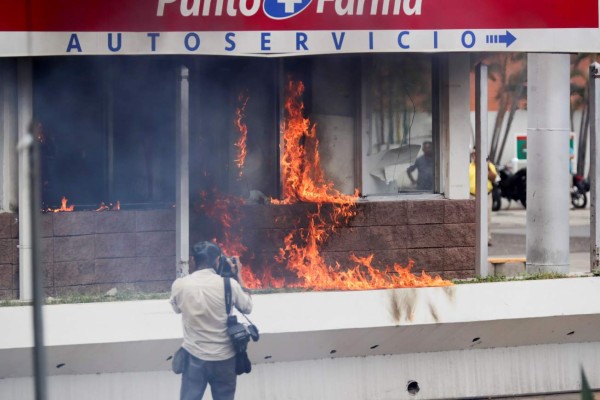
[358,193,445,202]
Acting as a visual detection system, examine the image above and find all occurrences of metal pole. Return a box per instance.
[176,66,190,277]
[106,64,114,202]
[17,123,47,400]
[1,60,19,212]
[475,63,488,277]
[590,62,600,271]
[18,58,33,300]
[31,128,46,400]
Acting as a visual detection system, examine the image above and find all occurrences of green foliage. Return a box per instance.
[0,299,15,307]
[0,272,593,306]
[46,290,171,305]
[454,271,568,284]
[0,290,171,307]
[581,368,594,400]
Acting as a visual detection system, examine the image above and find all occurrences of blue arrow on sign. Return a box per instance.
[485,30,517,47]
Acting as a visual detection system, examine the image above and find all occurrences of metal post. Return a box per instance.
[475,63,488,277]
[106,64,115,202]
[1,60,19,212]
[526,53,570,274]
[176,66,190,277]
[590,62,600,271]
[18,58,33,300]
[17,105,47,400]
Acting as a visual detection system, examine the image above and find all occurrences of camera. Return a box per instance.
[227,315,250,353]
[226,315,260,353]
[217,256,239,279]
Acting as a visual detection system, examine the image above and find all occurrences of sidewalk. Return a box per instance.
[490,203,592,274]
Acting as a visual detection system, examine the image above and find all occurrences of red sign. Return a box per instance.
[0,0,597,32]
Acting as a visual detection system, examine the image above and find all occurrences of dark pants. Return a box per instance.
[180,351,237,400]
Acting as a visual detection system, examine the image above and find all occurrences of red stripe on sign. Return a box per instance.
[0,0,597,31]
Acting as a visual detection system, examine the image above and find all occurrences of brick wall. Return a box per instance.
[0,210,176,300]
[1,199,475,299]
[237,199,476,283]
[0,213,18,300]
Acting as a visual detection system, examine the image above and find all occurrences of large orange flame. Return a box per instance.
[234,93,249,177]
[273,80,451,290]
[198,79,451,291]
[275,80,358,206]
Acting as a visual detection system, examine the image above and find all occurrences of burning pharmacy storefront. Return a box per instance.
[2,54,472,298]
[1,0,599,298]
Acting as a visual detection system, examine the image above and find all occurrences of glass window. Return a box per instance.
[362,54,434,196]
[33,57,177,209]
[283,56,359,196]
[283,54,435,197]
[190,57,279,200]
[33,54,435,210]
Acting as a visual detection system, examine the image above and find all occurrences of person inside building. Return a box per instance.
[469,147,497,246]
[406,141,434,190]
[170,241,253,400]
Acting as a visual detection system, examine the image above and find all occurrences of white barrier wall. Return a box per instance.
[1,278,600,399]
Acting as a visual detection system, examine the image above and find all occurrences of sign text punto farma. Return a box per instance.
[0,0,599,56]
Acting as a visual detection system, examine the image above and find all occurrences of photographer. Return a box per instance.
[170,241,252,400]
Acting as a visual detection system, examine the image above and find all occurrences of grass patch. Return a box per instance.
[1,272,594,307]
[0,299,17,307]
[47,291,171,305]
[454,271,570,284]
[0,290,171,307]
[0,287,301,307]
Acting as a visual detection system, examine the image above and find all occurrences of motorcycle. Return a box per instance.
[571,174,589,209]
[492,166,527,211]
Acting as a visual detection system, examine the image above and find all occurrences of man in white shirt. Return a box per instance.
[171,241,253,400]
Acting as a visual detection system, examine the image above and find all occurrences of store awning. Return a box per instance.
[0,0,599,56]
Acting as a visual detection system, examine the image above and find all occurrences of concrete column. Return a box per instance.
[526,53,570,274]
[17,58,34,300]
[589,62,600,271]
[175,66,190,278]
[474,63,489,277]
[0,59,19,212]
[440,53,471,199]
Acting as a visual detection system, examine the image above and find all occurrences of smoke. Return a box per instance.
[33,56,176,208]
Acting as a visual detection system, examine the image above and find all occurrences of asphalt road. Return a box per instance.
[489,201,592,273]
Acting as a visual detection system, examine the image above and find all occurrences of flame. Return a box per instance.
[95,202,109,212]
[197,79,451,291]
[198,189,287,289]
[199,190,248,258]
[272,79,451,290]
[95,200,120,212]
[275,80,358,206]
[234,93,249,177]
[48,196,75,213]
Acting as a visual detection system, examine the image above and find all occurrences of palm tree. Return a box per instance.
[570,53,598,176]
[483,53,527,165]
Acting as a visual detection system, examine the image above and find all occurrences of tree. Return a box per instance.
[570,53,599,176]
[484,53,527,165]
